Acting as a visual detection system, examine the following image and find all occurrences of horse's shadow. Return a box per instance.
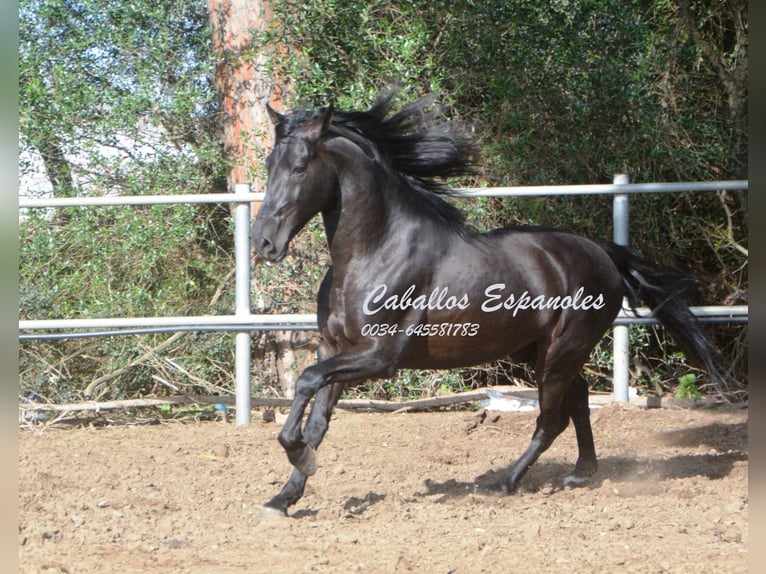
[416,421,748,502]
[292,491,388,519]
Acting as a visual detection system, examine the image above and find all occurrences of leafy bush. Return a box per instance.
[269,0,747,396]
[19,0,747,406]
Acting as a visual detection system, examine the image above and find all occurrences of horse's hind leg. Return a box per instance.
[562,373,598,486]
[499,376,571,493]
[499,339,597,493]
[263,382,344,516]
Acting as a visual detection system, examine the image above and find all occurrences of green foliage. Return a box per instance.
[273,0,745,181]
[19,0,234,402]
[675,373,702,400]
[20,205,229,319]
[266,2,442,108]
[272,0,747,283]
[18,0,747,404]
[19,0,227,197]
[18,200,237,401]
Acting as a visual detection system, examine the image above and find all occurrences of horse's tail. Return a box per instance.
[601,242,728,392]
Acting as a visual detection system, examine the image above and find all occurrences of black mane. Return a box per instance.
[281,88,480,229]
[332,88,478,189]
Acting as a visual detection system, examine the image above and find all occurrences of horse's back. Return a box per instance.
[453,226,623,303]
[485,226,625,325]
[391,226,625,369]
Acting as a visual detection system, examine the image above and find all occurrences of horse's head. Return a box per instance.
[251,105,337,262]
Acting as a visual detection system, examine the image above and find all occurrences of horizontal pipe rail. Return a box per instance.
[614,305,748,325]
[18,313,319,330]
[19,180,748,413]
[454,180,748,197]
[18,192,266,208]
[18,314,318,339]
[18,180,746,209]
[19,306,748,339]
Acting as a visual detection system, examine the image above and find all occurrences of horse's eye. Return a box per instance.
[292,165,307,175]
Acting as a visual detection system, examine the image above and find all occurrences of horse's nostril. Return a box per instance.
[255,235,276,257]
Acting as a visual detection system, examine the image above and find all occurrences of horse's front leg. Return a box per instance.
[269,348,398,511]
[263,382,344,515]
[276,364,340,476]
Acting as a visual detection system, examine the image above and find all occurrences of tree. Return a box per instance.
[19,0,227,199]
[207,0,285,194]
[675,0,747,178]
[207,0,312,397]
[18,0,236,402]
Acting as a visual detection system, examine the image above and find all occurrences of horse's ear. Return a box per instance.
[266,103,284,126]
[306,105,334,142]
[321,104,334,131]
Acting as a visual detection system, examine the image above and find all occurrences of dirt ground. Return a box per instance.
[18,401,747,574]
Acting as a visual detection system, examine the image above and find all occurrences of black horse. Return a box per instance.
[251,88,724,516]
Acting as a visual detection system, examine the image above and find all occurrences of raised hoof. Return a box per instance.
[294,445,318,476]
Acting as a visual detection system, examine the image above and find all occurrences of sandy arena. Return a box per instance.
[19,402,747,573]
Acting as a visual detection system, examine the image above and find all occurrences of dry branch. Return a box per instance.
[22,386,539,414]
[19,386,728,419]
[82,268,236,399]
[83,331,187,397]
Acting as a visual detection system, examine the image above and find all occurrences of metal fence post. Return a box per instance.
[234,183,252,425]
[612,174,630,402]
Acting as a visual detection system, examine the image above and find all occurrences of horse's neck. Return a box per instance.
[322,164,396,264]
[321,137,454,266]
[320,207,341,251]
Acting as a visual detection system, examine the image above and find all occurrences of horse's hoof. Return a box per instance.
[295,445,318,476]
[562,473,589,488]
[563,461,597,487]
[489,475,519,495]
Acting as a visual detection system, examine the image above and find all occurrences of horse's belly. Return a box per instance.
[396,314,541,370]
[395,285,621,370]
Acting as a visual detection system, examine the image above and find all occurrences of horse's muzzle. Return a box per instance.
[251,219,287,262]
[252,233,286,262]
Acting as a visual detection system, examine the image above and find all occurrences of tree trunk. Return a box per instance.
[207,0,286,196]
[207,1,313,399]
[24,66,77,199]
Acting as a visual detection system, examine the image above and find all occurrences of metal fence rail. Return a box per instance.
[17,304,749,337]
[19,179,748,424]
